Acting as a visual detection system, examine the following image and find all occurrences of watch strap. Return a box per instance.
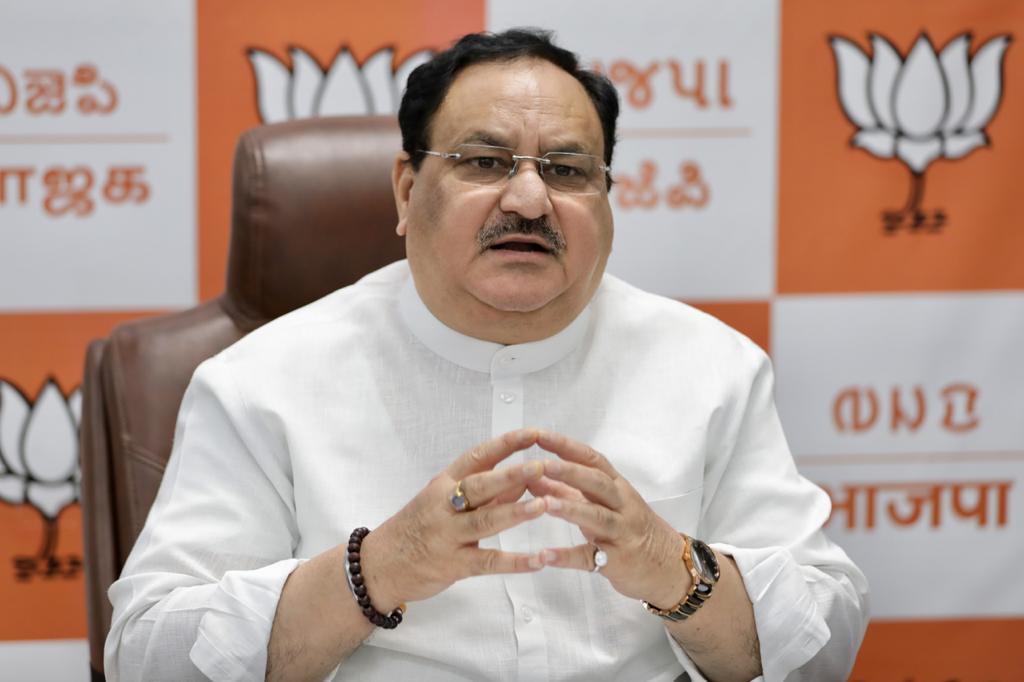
[642,533,716,622]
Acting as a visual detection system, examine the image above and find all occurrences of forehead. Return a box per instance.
[430,58,604,156]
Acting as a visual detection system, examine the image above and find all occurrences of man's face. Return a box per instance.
[394,58,614,342]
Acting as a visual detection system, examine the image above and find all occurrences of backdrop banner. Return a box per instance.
[1,1,1020,679]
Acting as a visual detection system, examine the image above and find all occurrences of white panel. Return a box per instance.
[0,639,88,681]
[774,293,1024,455]
[488,0,778,299]
[0,0,196,310]
[775,293,1024,618]
[804,458,1023,619]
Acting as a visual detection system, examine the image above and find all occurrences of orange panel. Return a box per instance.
[778,0,1024,293]
[0,312,155,642]
[0,505,85,640]
[197,0,486,301]
[0,311,157,391]
[851,618,1024,681]
[686,300,771,355]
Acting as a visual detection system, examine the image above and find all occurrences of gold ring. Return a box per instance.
[450,480,474,512]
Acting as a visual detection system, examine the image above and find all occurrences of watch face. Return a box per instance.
[691,539,719,583]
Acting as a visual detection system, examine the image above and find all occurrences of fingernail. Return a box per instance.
[526,498,544,514]
[546,496,562,511]
[541,549,557,565]
[545,459,562,475]
[524,461,543,479]
[528,554,543,569]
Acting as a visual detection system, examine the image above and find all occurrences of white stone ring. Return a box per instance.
[450,480,474,512]
[591,546,608,573]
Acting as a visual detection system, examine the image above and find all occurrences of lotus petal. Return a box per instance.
[0,474,25,503]
[893,35,947,137]
[23,381,77,482]
[68,388,82,429]
[318,49,369,116]
[70,387,83,499]
[248,49,291,124]
[960,35,1011,132]
[0,381,29,476]
[853,129,896,157]
[74,450,82,501]
[361,48,395,114]
[944,131,987,159]
[27,481,75,520]
[869,35,901,131]
[288,48,324,120]
[940,34,972,133]
[394,49,433,112]
[896,136,943,173]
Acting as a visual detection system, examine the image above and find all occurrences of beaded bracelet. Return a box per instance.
[345,527,405,629]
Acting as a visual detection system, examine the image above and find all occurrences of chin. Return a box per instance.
[482,295,554,314]
[474,287,560,315]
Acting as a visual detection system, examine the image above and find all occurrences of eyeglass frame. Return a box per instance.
[417,143,613,194]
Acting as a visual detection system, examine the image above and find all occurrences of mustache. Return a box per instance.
[477,214,567,255]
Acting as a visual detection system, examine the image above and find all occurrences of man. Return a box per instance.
[106,29,868,681]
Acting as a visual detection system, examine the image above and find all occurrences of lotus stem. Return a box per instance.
[37,517,58,559]
[904,171,925,215]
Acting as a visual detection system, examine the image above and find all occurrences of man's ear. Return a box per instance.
[392,152,414,237]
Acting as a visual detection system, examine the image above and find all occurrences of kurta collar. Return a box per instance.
[398,276,591,376]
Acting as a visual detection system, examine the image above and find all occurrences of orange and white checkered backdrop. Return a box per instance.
[1,1,1021,679]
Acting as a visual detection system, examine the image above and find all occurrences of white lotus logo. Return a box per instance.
[830,33,1010,231]
[0,379,81,575]
[248,46,432,123]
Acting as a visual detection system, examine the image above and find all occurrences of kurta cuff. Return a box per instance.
[714,543,831,681]
[189,558,304,681]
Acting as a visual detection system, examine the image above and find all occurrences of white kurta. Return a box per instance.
[105,260,868,681]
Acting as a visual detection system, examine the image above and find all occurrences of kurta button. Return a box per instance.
[498,391,517,403]
[522,606,533,622]
[501,355,516,364]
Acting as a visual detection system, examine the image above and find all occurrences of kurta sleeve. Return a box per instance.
[104,354,303,681]
[665,348,870,682]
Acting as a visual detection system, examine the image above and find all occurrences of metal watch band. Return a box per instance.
[641,533,717,622]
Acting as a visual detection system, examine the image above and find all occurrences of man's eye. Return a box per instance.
[551,164,582,177]
[467,156,506,170]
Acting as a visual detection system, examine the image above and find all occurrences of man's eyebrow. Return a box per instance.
[457,131,512,148]
[543,141,593,155]
[453,131,598,156]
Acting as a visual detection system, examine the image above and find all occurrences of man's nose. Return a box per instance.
[498,159,553,220]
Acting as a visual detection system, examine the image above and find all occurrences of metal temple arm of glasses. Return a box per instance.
[420,150,461,160]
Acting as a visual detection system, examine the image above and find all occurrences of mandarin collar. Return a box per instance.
[398,276,592,376]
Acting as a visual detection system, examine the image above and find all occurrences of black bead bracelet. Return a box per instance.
[345,527,405,629]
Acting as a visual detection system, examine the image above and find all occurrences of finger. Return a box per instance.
[454,497,547,542]
[493,480,528,506]
[460,460,543,509]
[543,460,622,509]
[462,548,544,577]
[539,544,599,572]
[536,431,618,478]
[544,495,620,541]
[526,476,586,501]
[447,429,539,480]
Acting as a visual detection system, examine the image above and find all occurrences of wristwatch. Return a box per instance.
[642,533,721,622]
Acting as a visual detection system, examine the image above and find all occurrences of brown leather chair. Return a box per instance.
[79,115,405,681]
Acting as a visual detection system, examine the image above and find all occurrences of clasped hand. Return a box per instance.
[359,428,690,613]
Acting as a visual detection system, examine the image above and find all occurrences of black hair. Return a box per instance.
[398,28,619,183]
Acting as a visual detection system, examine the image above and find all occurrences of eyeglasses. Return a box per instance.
[419,143,610,195]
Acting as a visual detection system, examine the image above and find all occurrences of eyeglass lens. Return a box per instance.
[450,144,604,193]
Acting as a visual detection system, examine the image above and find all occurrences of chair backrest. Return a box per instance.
[79,115,405,680]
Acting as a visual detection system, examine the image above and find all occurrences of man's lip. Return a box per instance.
[486,247,554,261]
[487,234,553,251]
